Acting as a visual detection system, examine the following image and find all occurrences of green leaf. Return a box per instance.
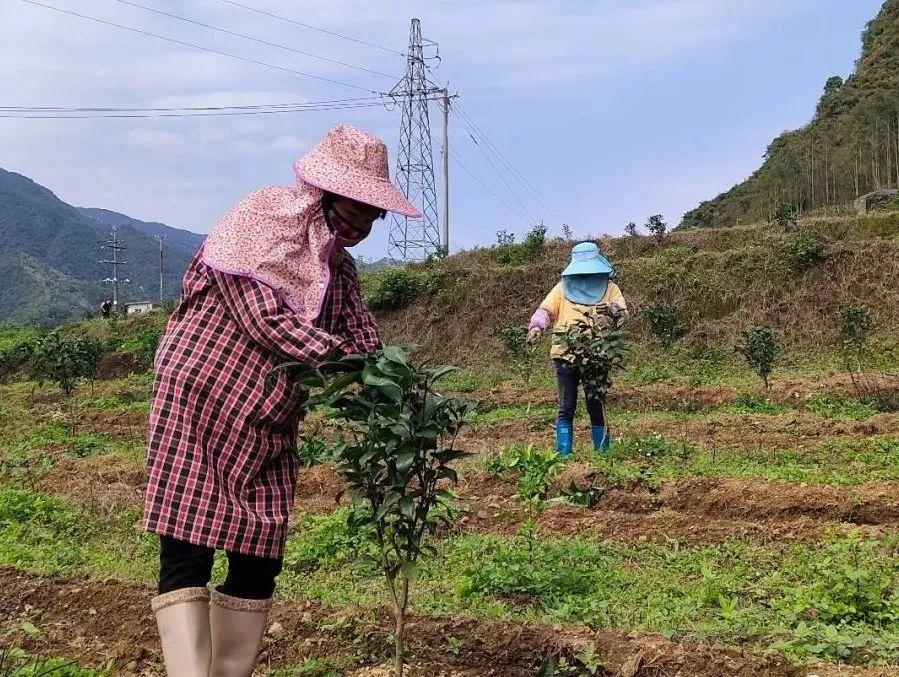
[22,621,41,636]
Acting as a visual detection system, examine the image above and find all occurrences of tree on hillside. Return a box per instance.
[816,75,845,118]
[644,214,667,243]
[624,221,639,237]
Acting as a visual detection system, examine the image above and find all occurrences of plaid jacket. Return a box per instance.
[143,250,379,557]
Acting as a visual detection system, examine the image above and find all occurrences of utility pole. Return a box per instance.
[99,226,129,311]
[156,234,166,300]
[441,87,450,255]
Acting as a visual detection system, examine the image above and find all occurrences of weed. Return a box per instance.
[560,481,605,508]
[807,394,877,421]
[0,648,106,677]
[117,326,162,370]
[296,431,335,467]
[728,393,789,415]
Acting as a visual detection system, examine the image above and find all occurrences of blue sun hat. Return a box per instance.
[561,242,616,305]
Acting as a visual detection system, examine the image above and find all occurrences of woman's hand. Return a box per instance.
[526,328,543,345]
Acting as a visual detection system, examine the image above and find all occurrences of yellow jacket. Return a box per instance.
[533,282,627,359]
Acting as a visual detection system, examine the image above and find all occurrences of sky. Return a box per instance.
[0,0,885,260]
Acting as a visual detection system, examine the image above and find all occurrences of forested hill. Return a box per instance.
[681,0,899,229]
[0,168,200,325]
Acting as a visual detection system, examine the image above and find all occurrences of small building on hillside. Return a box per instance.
[854,189,898,215]
[124,300,162,315]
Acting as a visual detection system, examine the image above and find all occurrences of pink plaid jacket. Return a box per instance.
[142,250,379,557]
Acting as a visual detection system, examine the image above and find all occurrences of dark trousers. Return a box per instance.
[554,359,606,426]
[158,535,283,599]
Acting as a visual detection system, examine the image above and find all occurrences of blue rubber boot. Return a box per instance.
[556,420,573,458]
[592,426,611,452]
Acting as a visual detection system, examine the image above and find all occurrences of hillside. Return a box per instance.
[0,168,199,324]
[681,0,899,228]
[372,212,899,367]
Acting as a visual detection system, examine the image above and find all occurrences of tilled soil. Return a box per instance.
[35,456,899,547]
[0,566,799,676]
[471,372,899,412]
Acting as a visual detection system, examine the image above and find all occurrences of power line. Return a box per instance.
[0,101,391,119]
[109,0,395,80]
[459,120,536,222]
[213,0,405,57]
[0,95,383,113]
[455,102,568,223]
[450,149,529,223]
[17,0,384,94]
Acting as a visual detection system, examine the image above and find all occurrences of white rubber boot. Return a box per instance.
[152,587,211,677]
[208,589,272,677]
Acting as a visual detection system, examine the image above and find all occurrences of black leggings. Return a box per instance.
[555,359,606,426]
[158,535,283,599]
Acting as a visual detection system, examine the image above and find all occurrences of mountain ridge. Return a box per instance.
[681,0,899,228]
[0,168,200,324]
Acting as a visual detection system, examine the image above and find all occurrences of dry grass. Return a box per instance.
[375,218,899,366]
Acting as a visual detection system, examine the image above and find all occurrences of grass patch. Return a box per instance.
[3,488,899,665]
[469,404,557,428]
[282,518,899,664]
[0,488,157,580]
[596,435,899,487]
[0,648,109,676]
[807,394,878,421]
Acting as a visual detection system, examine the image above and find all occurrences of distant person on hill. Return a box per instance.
[142,124,420,677]
[100,299,112,318]
[527,242,627,456]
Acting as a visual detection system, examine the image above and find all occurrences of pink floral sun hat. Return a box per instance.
[294,124,421,218]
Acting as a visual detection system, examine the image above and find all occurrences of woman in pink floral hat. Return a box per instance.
[143,124,420,677]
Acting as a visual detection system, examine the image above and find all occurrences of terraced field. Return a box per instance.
[2,356,898,676]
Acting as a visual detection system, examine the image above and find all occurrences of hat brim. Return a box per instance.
[562,260,613,276]
[296,160,422,218]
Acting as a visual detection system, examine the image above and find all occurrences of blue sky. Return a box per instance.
[0,0,884,259]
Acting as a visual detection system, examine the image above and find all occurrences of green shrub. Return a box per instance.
[118,326,163,369]
[783,229,828,272]
[555,308,630,401]
[643,303,687,348]
[840,305,873,372]
[494,223,547,267]
[773,201,797,229]
[736,326,781,390]
[363,267,436,311]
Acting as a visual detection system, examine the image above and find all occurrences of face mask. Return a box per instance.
[328,207,372,246]
[562,274,609,305]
